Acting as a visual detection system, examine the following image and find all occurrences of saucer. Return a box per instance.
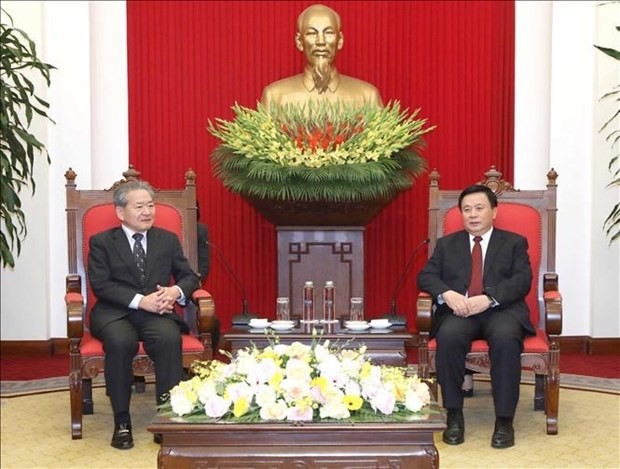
[369,320,391,330]
[249,320,270,329]
[270,321,295,331]
[344,321,370,331]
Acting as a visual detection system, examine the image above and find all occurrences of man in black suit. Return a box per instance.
[418,184,535,449]
[183,200,220,349]
[88,180,199,450]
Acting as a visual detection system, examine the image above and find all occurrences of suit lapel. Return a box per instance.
[145,228,162,284]
[111,227,143,283]
[456,231,471,271]
[484,229,505,278]
[450,231,472,290]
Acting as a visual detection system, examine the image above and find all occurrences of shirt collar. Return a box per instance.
[470,227,493,243]
[302,68,341,93]
[121,224,147,242]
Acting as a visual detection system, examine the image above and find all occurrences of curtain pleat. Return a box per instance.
[127,0,515,331]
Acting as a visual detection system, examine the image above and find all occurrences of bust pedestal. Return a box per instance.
[277,226,363,320]
[246,196,398,320]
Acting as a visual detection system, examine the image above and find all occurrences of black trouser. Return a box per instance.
[95,311,183,421]
[435,309,524,418]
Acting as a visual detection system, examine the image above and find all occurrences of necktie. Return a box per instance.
[132,233,146,283]
[468,236,483,296]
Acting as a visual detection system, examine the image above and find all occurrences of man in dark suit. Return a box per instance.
[418,184,535,449]
[88,180,199,450]
[183,200,221,349]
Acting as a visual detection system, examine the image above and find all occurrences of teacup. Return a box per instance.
[271,320,294,326]
[249,318,269,328]
[370,319,391,328]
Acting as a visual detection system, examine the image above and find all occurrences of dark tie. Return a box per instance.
[132,233,146,283]
[468,236,483,296]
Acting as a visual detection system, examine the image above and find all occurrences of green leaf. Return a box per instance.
[594,45,620,61]
[0,8,55,268]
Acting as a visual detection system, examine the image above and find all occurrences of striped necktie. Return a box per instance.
[132,233,146,283]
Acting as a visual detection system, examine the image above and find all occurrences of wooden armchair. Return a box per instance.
[65,165,216,439]
[416,166,562,435]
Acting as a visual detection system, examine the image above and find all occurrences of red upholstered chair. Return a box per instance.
[416,166,562,435]
[64,166,217,439]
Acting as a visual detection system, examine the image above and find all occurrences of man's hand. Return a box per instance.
[442,290,470,317]
[464,295,492,316]
[138,285,180,315]
[443,291,492,317]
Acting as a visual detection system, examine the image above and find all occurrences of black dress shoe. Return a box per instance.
[153,433,162,444]
[462,388,474,398]
[111,423,133,450]
[491,420,515,449]
[442,409,465,445]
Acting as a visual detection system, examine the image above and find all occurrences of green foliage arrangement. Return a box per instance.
[208,101,435,203]
[0,9,55,267]
[594,23,620,243]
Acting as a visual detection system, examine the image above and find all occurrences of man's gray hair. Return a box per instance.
[113,180,155,207]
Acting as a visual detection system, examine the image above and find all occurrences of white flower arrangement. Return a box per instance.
[162,335,432,423]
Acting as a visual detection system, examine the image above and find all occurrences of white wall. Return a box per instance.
[1,0,618,340]
[515,0,619,338]
[0,1,50,339]
[1,1,128,340]
[590,2,620,337]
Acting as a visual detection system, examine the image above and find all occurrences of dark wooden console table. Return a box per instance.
[223,323,413,366]
[148,405,446,469]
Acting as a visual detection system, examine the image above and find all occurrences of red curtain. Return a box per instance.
[127,0,514,331]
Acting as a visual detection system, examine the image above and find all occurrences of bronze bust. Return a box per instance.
[260,4,383,108]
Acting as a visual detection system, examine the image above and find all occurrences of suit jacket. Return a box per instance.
[417,228,536,338]
[88,226,200,336]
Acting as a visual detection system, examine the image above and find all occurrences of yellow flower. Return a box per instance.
[359,361,372,380]
[343,394,363,411]
[233,396,250,417]
[311,376,329,394]
[269,370,284,390]
[259,349,279,360]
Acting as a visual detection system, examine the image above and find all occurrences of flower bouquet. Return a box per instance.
[207,101,435,225]
[161,336,432,423]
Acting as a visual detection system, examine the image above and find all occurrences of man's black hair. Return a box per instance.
[458,184,498,210]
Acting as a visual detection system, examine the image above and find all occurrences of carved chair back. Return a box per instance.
[65,166,199,326]
[426,165,558,330]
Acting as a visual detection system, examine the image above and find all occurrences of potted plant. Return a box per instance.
[0,8,55,267]
[595,25,620,243]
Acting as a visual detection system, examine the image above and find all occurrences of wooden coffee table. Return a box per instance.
[148,403,446,468]
[223,322,414,366]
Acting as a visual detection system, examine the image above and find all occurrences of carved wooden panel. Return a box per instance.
[277,227,364,320]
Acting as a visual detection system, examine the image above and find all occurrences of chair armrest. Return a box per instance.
[193,289,216,334]
[543,273,562,336]
[416,292,433,333]
[65,291,84,339]
[66,275,84,339]
[66,274,82,294]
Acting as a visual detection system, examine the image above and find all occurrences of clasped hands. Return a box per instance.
[139,285,180,315]
[442,290,491,318]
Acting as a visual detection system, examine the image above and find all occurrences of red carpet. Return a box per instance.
[1,352,618,381]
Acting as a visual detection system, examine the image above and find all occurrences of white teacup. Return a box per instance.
[370,319,391,328]
[249,318,269,328]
